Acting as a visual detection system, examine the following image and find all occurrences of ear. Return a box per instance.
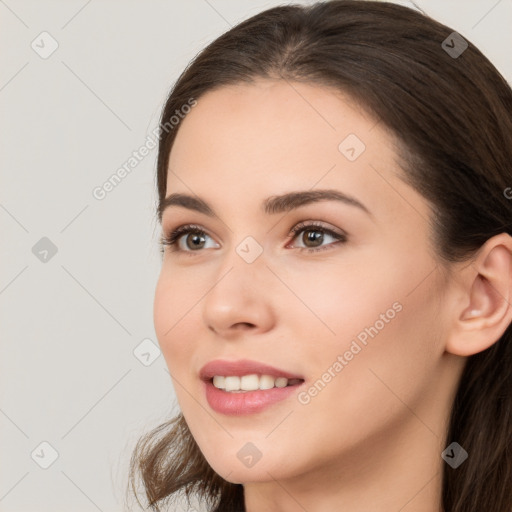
[445,233,512,357]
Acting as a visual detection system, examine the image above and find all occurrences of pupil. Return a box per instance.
[304,230,323,247]
[187,233,205,250]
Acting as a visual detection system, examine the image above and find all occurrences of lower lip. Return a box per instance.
[204,379,304,415]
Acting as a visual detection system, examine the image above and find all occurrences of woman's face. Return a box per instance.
[154,79,458,485]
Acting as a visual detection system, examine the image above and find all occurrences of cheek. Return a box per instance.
[287,246,442,409]
[277,257,402,368]
[153,270,199,370]
[285,285,441,470]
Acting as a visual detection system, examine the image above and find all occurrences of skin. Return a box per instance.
[153,79,512,512]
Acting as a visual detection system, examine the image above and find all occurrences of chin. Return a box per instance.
[199,445,299,485]
[213,464,277,485]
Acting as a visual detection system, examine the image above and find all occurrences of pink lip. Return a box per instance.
[200,359,305,416]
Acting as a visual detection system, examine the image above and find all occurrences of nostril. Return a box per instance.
[234,322,256,330]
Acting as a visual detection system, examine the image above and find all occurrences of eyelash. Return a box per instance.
[160,221,347,256]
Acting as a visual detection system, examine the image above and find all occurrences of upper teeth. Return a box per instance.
[213,374,299,392]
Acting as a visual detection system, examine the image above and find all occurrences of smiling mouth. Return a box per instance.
[209,374,304,392]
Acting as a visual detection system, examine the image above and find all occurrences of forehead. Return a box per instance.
[169,80,385,178]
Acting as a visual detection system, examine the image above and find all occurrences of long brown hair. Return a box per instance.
[128,2,512,511]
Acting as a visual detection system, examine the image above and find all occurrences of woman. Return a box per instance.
[128,1,512,511]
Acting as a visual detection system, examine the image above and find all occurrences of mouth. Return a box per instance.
[200,358,304,386]
[208,374,304,392]
[199,359,305,415]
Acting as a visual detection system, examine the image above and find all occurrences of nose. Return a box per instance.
[202,251,276,339]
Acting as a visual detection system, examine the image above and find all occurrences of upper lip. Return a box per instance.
[200,359,304,381]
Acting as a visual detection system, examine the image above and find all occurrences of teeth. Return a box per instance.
[212,374,302,392]
[260,374,275,390]
[241,374,259,391]
[275,377,288,388]
[213,376,226,389]
[225,376,240,392]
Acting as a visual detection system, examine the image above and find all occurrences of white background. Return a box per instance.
[1,0,511,510]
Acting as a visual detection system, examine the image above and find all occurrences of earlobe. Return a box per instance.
[445,234,512,357]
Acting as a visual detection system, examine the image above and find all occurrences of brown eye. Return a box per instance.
[184,232,207,250]
[289,222,347,253]
[161,224,220,254]
[301,229,325,248]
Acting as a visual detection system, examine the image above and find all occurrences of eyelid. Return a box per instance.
[286,220,346,239]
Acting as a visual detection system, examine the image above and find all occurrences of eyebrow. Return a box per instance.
[159,189,372,221]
